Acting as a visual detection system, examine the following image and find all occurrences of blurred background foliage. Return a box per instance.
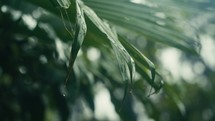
[0,0,215,121]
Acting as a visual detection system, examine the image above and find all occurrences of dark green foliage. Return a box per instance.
[1,0,215,121]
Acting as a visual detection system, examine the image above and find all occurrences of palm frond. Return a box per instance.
[83,0,200,54]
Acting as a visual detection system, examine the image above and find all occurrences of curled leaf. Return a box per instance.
[64,0,87,93]
[79,1,135,108]
[80,1,135,87]
[119,37,163,92]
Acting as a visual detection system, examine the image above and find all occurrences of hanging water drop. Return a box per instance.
[61,85,67,97]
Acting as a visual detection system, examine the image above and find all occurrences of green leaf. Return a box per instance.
[80,1,135,87]
[83,0,200,54]
[64,0,87,90]
[79,1,136,107]
[119,36,163,92]
[56,0,71,9]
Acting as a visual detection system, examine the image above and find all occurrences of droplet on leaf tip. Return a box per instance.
[61,85,67,97]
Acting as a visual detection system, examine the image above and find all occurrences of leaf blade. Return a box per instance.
[64,0,87,89]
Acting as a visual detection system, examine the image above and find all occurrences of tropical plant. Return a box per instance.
[1,0,214,121]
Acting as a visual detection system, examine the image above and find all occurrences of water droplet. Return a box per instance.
[61,85,67,97]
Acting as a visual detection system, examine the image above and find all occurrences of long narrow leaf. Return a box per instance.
[119,36,162,92]
[79,1,136,106]
[64,0,87,89]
